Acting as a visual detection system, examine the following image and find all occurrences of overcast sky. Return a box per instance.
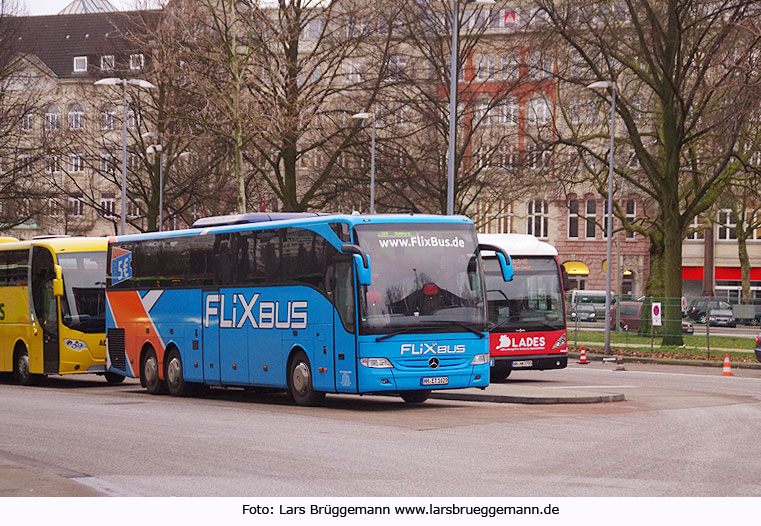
[22,0,147,16]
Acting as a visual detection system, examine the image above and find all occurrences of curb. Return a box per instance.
[567,351,761,369]
[431,390,625,404]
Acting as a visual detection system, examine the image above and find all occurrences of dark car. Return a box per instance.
[612,300,694,333]
[756,333,761,363]
[569,303,597,322]
[687,299,736,327]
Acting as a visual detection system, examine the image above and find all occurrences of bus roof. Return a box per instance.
[112,213,476,243]
[0,236,107,253]
[477,233,558,257]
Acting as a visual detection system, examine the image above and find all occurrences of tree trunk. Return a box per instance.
[661,203,684,346]
[738,232,751,304]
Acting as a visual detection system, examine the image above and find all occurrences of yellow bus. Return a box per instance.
[0,236,122,384]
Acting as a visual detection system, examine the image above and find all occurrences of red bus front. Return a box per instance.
[483,255,568,381]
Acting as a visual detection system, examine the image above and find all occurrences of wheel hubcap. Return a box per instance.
[292,362,309,394]
[18,355,28,378]
[167,358,180,386]
[144,356,157,385]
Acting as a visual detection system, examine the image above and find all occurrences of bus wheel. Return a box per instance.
[490,362,511,382]
[104,372,125,384]
[165,349,188,397]
[287,351,325,406]
[142,349,166,395]
[400,390,430,404]
[14,350,36,386]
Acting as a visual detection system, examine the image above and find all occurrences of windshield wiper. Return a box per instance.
[375,321,484,341]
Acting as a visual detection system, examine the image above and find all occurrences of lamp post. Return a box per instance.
[447,0,495,216]
[145,134,190,232]
[351,112,376,214]
[588,79,617,355]
[94,77,156,235]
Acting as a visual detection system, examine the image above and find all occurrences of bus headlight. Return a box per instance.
[470,353,489,365]
[64,339,88,351]
[359,357,393,368]
[552,333,567,349]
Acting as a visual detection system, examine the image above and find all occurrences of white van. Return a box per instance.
[569,290,612,317]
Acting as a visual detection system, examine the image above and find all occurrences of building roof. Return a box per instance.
[7,11,158,79]
[58,0,119,15]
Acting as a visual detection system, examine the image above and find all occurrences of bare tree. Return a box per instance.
[540,0,761,344]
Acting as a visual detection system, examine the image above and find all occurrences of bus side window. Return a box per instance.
[330,253,355,333]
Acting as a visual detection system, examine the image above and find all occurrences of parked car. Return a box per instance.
[569,303,597,322]
[755,333,761,363]
[570,290,613,318]
[686,299,736,327]
[612,300,694,333]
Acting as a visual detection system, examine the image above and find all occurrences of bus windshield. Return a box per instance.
[59,251,107,333]
[355,223,486,335]
[484,256,564,332]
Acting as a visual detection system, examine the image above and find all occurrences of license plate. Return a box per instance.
[421,376,448,386]
[511,360,533,368]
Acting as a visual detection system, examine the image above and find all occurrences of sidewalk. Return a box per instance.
[0,455,104,497]
[433,382,625,404]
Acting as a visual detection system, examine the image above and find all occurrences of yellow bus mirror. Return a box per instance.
[53,265,63,296]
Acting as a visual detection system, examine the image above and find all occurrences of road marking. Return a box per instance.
[550,385,637,389]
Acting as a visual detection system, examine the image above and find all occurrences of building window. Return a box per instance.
[127,106,138,129]
[45,154,60,174]
[128,152,141,172]
[100,150,115,174]
[100,194,116,217]
[48,198,60,217]
[501,55,518,81]
[127,200,141,218]
[568,198,579,238]
[498,143,515,168]
[69,152,84,173]
[130,53,144,70]
[16,154,33,175]
[386,55,407,80]
[686,215,704,241]
[477,200,513,233]
[717,209,737,240]
[45,104,61,131]
[499,99,518,126]
[101,105,117,130]
[526,199,549,239]
[585,198,597,238]
[19,110,32,132]
[527,98,551,126]
[101,55,115,71]
[68,195,85,217]
[625,199,636,238]
[602,200,612,239]
[73,56,87,72]
[68,104,84,130]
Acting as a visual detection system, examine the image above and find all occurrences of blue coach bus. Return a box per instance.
[105,213,513,405]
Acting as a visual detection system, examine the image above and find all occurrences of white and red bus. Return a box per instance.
[478,234,568,380]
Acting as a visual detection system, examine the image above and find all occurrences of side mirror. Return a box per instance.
[53,264,64,297]
[341,243,372,286]
[478,243,514,282]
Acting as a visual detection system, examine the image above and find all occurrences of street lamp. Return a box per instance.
[94,77,156,235]
[447,0,495,216]
[351,112,376,214]
[145,134,190,232]
[588,79,617,355]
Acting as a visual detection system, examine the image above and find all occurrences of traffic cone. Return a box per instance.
[578,345,588,364]
[721,353,734,376]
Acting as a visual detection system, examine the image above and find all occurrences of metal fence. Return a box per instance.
[566,295,759,358]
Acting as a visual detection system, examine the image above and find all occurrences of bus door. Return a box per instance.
[218,289,250,385]
[202,290,221,385]
[331,255,358,393]
[31,246,59,374]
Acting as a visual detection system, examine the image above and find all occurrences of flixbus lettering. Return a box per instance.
[204,292,307,330]
[0,303,4,320]
[400,343,467,355]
